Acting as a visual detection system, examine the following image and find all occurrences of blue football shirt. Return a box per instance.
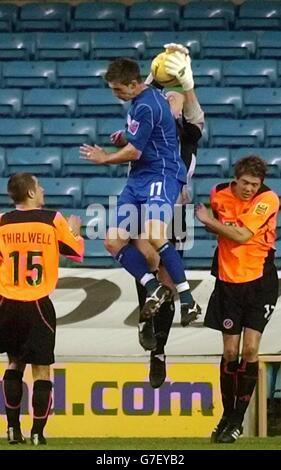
[125,87,186,183]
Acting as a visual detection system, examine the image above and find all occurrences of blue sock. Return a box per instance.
[116,245,159,293]
[145,278,160,294]
[178,289,193,305]
[158,242,193,305]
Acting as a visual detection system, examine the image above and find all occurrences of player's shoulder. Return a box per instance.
[255,184,280,207]
[140,86,166,105]
[4,209,57,225]
[214,181,229,193]
[213,182,230,195]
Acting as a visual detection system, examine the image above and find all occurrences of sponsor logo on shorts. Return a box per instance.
[223,319,233,329]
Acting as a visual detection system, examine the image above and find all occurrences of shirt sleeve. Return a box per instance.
[210,186,220,219]
[181,118,202,145]
[0,214,3,264]
[210,186,217,207]
[53,212,84,262]
[238,192,280,235]
[125,104,154,153]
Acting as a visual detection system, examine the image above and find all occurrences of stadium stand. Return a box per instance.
[144,31,201,59]
[71,2,126,32]
[179,1,235,31]
[84,239,118,268]
[0,178,11,207]
[36,32,90,60]
[235,1,281,31]
[277,62,281,86]
[56,60,108,88]
[62,146,113,177]
[194,217,216,240]
[257,31,281,58]
[23,88,77,117]
[230,148,281,178]
[222,59,278,87]
[97,118,125,145]
[61,207,108,239]
[192,59,222,86]
[39,177,82,208]
[0,148,5,177]
[194,177,230,204]
[243,88,281,117]
[138,60,151,80]
[125,2,180,31]
[209,118,265,147]
[260,178,281,198]
[0,88,22,117]
[77,88,126,117]
[82,177,126,208]
[196,148,230,177]
[0,118,41,146]
[42,118,97,146]
[197,119,209,148]
[16,3,71,32]
[265,119,281,147]
[196,87,243,117]
[0,33,35,60]
[2,61,56,88]
[0,4,18,32]
[201,31,256,59]
[6,147,62,177]
[91,32,146,60]
[183,239,217,269]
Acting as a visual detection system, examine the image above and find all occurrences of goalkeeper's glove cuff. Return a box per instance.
[180,75,194,92]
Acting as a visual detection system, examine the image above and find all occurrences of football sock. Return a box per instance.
[220,357,239,418]
[158,242,193,305]
[136,280,175,354]
[136,280,147,312]
[154,299,175,354]
[234,360,258,425]
[3,369,23,428]
[116,245,158,293]
[31,380,52,436]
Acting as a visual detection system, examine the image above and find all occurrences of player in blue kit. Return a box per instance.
[133,43,205,386]
[80,58,201,348]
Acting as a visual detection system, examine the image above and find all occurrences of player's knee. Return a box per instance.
[104,237,116,254]
[104,236,125,255]
[242,345,259,362]
[223,349,239,362]
[146,251,159,271]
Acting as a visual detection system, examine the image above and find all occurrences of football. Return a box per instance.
[151,51,179,87]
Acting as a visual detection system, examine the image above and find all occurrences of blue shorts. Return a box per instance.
[109,175,183,237]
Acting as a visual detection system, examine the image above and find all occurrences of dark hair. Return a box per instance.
[104,58,142,85]
[234,155,267,183]
[7,173,36,204]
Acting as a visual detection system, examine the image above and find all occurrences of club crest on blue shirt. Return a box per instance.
[127,114,140,135]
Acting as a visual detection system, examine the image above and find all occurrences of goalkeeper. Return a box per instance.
[134,44,205,387]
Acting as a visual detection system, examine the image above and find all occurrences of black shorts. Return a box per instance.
[204,266,279,334]
[170,204,187,241]
[168,204,187,258]
[0,296,56,365]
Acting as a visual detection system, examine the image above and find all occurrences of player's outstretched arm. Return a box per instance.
[164,44,204,127]
[79,143,140,164]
